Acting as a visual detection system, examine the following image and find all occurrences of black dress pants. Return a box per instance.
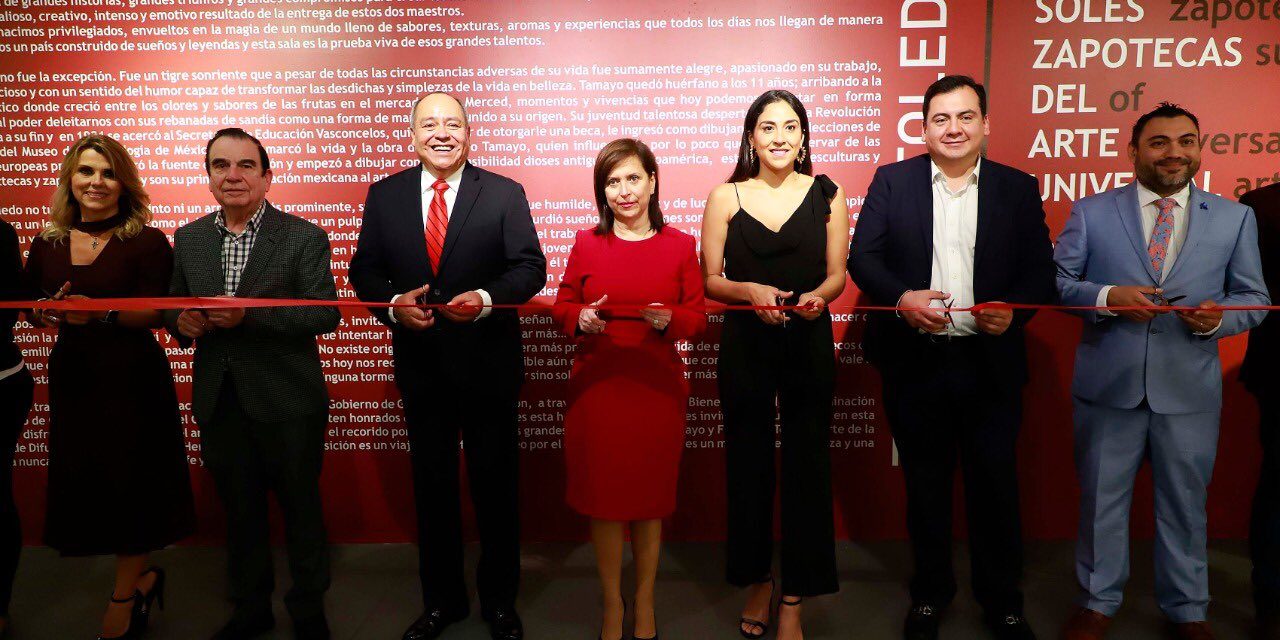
[397,361,521,615]
[880,337,1025,616]
[1253,394,1280,616]
[0,367,32,616]
[720,313,838,597]
[202,379,330,622]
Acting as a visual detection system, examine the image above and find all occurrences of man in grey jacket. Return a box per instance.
[165,127,340,640]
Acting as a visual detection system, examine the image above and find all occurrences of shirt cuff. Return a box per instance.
[1096,285,1116,317]
[1193,318,1222,337]
[387,293,403,323]
[475,289,493,321]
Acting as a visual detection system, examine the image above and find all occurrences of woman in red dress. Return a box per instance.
[552,139,706,640]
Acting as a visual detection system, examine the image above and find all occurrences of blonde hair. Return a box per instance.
[42,134,151,243]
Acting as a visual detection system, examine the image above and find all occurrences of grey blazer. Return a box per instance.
[164,202,340,425]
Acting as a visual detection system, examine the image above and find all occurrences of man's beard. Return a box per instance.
[1137,158,1199,192]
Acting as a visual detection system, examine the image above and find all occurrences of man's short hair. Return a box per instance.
[1130,102,1200,145]
[205,127,270,174]
[922,75,987,120]
[409,92,469,126]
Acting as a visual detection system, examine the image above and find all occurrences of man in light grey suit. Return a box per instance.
[165,128,340,640]
[1054,103,1269,640]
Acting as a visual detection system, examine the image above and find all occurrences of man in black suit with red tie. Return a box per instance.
[847,75,1055,640]
[1241,180,1280,640]
[349,92,546,640]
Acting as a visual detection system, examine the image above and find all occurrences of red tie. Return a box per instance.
[425,178,449,273]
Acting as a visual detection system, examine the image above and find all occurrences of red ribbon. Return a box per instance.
[0,298,1271,313]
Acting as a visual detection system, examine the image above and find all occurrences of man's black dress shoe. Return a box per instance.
[211,610,275,640]
[294,613,331,640]
[402,609,467,640]
[904,604,942,640]
[986,613,1037,640]
[482,607,524,640]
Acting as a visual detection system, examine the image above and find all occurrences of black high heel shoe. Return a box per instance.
[137,567,166,616]
[738,576,775,639]
[94,590,144,640]
[599,595,626,640]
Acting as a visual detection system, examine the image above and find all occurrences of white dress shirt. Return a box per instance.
[926,158,981,336]
[1095,182,1217,334]
[390,165,491,321]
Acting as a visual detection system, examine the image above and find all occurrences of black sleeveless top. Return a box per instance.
[723,174,837,302]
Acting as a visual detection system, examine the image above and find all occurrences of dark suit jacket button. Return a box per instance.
[1150,329,1160,335]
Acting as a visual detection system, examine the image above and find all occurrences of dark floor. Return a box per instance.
[1,541,1258,639]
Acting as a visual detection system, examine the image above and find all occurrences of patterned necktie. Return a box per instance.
[1147,197,1177,280]
[425,178,449,273]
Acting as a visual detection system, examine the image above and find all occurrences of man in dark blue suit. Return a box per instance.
[350,92,546,640]
[848,75,1055,640]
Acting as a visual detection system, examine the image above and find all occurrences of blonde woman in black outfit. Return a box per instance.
[25,135,194,640]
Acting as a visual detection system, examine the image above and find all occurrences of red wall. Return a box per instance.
[0,0,1276,543]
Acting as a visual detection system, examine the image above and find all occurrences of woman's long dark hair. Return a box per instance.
[727,89,813,183]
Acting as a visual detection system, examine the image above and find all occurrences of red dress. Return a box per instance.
[552,227,706,520]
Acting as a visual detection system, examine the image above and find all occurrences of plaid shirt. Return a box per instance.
[215,201,266,296]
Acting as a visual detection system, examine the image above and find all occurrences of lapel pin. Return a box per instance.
[1199,202,1208,210]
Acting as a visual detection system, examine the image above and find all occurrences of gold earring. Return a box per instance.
[797,147,808,164]
[747,146,756,164]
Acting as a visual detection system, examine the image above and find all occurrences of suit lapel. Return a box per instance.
[910,156,933,259]
[234,203,282,295]
[403,167,433,278]
[973,162,996,269]
[1115,183,1160,283]
[193,215,226,295]
[439,162,481,273]
[1163,187,1207,284]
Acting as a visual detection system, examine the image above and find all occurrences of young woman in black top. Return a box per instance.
[700,90,850,640]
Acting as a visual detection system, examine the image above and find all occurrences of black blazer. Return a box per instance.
[349,162,546,375]
[1240,181,1280,393]
[847,154,1055,381]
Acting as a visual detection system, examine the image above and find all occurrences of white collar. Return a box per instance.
[422,164,465,194]
[929,157,982,185]
[1136,180,1191,210]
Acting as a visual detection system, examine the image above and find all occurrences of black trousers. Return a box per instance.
[0,367,32,616]
[202,380,330,622]
[880,337,1025,616]
[719,314,838,597]
[1253,394,1280,615]
[397,362,521,614]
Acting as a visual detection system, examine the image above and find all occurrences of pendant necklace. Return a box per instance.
[73,211,125,251]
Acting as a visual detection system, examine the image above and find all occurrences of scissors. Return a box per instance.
[940,296,956,326]
[1151,292,1186,307]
